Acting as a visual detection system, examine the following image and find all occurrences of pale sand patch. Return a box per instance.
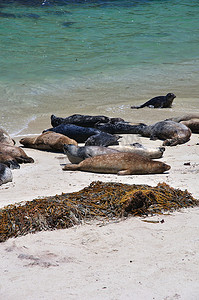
[0,133,199,299]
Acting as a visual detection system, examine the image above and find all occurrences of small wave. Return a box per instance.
[10,116,37,137]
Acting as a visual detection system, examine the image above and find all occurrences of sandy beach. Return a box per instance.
[0,130,199,300]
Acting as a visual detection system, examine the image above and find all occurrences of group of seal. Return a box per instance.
[64,143,165,164]
[2,93,198,181]
[44,115,122,146]
[0,128,34,185]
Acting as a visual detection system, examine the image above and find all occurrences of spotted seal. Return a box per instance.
[63,144,119,164]
[63,152,170,175]
[20,132,78,152]
[0,163,13,185]
[131,93,176,109]
[108,143,165,159]
[137,120,191,146]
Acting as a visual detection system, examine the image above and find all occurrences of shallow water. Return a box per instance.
[0,0,199,136]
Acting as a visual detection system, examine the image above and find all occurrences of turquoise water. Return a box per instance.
[0,0,199,135]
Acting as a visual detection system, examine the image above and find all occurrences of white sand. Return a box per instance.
[0,134,199,299]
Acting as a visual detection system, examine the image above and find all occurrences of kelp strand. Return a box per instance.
[0,181,198,242]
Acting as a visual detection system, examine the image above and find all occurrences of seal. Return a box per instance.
[0,163,13,185]
[167,114,199,123]
[62,152,170,175]
[85,132,120,146]
[131,93,176,109]
[0,144,34,169]
[108,143,165,159]
[180,119,199,134]
[63,144,119,164]
[43,124,101,143]
[166,114,199,133]
[0,128,15,146]
[137,120,191,146]
[95,122,145,134]
[20,132,78,152]
[51,114,125,128]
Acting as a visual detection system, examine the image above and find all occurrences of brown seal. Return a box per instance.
[63,152,170,175]
[167,114,199,123]
[20,131,78,152]
[180,119,199,134]
[0,144,34,169]
[0,128,15,146]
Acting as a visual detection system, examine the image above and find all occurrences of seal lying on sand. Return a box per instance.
[0,128,15,146]
[20,132,78,152]
[85,132,120,146]
[63,152,170,175]
[131,93,176,109]
[167,114,199,123]
[51,114,125,128]
[43,124,101,143]
[63,144,119,164]
[95,122,145,134]
[0,163,13,185]
[166,114,199,133]
[0,144,34,169]
[108,143,165,159]
[137,120,191,146]
[180,119,199,134]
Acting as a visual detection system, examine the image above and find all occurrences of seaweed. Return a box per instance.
[0,181,198,243]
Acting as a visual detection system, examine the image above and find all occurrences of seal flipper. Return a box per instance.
[63,164,79,171]
[117,169,132,175]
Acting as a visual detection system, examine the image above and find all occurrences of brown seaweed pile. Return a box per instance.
[0,181,198,243]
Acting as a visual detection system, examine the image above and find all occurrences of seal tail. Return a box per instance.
[130,105,141,109]
[63,163,80,171]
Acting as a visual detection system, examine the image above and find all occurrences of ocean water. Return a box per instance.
[0,0,199,136]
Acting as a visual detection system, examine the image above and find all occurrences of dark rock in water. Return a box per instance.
[0,11,17,18]
[23,13,40,19]
[0,11,40,19]
[43,123,101,143]
[62,21,75,27]
[47,10,71,15]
